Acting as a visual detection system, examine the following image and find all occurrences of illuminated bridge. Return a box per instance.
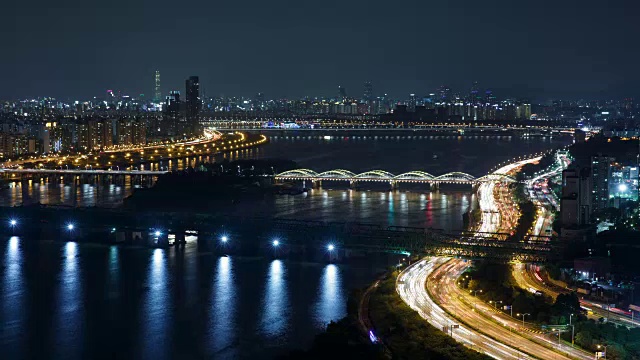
[274,169,516,185]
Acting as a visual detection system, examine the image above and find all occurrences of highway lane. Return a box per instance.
[398,258,534,360]
[433,259,592,360]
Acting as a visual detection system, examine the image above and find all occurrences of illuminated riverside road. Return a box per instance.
[398,258,533,360]
[397,158,592,359]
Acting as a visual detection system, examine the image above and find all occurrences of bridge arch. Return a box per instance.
[275,169,318,178]
[354,170,395,180]
[316,169,356,179]
[393,171,436,181]
[433,172,476,182]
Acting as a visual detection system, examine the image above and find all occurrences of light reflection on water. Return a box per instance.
[260,260,289,341]
[141,248,171,360]
[314,264,344,329]
[210,256,237,357]
[54,242,83,359]
[1,237,24,355]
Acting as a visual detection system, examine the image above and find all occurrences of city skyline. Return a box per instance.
[2,0,638,100]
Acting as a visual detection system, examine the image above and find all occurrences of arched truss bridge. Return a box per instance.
[274,169,515,184]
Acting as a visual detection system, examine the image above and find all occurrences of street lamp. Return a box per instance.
[9,219,17,227]
[470,289,482,297]
[221,235,228,243]
[272,239,279,247]
[327,244,335,251]
[489,300,503,311]
[517,313,530,328]
[597,344,608,359]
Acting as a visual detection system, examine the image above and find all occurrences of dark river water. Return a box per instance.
[0,132,572,359]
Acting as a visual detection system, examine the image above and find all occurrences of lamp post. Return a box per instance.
[568,324,575,347]
[597,344,608,359]
[470,289,482,297]
[517,313,530,328]
[327,243,335,262]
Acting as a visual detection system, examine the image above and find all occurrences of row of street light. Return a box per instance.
[7,221,337,253]
[220,235,335,252]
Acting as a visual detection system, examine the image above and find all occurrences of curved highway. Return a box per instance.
[398,258,533,359]
[397,157,595,359]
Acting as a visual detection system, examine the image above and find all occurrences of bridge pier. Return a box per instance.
[349,180,357,190]
[389,180,398,191]
[430,182,439,191]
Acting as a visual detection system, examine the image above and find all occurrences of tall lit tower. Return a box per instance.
[185,76,201,135]
[154,70,161,103]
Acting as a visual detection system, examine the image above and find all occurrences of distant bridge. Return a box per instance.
[275,169,516,185]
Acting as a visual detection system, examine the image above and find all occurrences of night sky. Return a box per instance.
[1,0,636,101]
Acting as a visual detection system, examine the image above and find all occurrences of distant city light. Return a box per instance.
[618,184,628,192]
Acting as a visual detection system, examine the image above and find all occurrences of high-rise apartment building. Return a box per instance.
[591,155,615,213]
[561,167,592,227]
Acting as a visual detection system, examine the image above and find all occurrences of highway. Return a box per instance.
[429,259,592,360]
[397,157,591,359]
[397,258,533,360]
[513,153,640,329]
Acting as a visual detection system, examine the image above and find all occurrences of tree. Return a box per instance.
[575,331,593,348]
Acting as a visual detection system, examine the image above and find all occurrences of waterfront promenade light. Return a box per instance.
[327,244,335,251]
[272,239,279,247]
[67,223,74,231]
[9,219,17,227]
[221,235,228,243]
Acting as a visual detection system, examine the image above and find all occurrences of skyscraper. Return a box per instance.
[154,71,161,103]
[470,81,480,103]
[164,90,181,136]
[185,76,201,135]
[363,81,372,101]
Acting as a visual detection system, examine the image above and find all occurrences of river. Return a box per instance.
[0,132,572,359]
